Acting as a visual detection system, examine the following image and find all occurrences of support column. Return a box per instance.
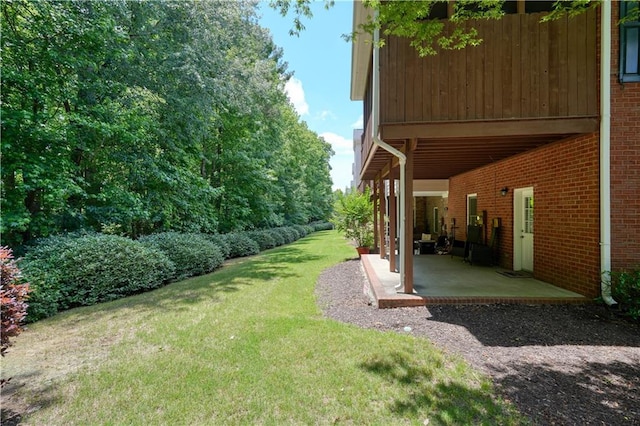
[372,178,379,253]
[378,173,386,259]
[403,140,415,293]
[389,163,397,272]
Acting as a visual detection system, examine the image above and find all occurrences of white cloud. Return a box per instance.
[319,132,352,156]
[284,77,309,116]
[351,114,363,129]
[320,132,355,191]
[317,110,337,121]
[330,154,354,192]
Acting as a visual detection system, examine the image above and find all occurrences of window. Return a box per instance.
[433,207,439,234]
[621,1,640,82]
[467,194,478,226]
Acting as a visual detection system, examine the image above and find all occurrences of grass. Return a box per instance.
[1,230,525,425]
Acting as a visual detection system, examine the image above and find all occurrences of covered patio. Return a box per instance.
[361,254,588,308]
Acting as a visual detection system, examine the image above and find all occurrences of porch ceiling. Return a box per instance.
[361,116,598,181]
[362,133,578,181]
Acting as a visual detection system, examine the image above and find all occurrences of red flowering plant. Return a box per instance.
[1,246,30,357]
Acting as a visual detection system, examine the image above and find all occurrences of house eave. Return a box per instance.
[350,1,373,101]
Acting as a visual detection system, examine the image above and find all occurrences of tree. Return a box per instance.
[332,187,374,249]
[1,0,335,248]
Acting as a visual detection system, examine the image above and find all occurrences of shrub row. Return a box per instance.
[610,268,640,321]
[18,222,333,322]
[20,234,175,321]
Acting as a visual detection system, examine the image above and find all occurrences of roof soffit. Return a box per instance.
[350,1,373,101]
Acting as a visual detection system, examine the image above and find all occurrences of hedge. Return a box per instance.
[139,232,224,280]
[222,233,260,258]
[207,234,232,259]
[266,229,286,247]
[20,234,174,322]
[16,222,328,322]
[246,230,277,251]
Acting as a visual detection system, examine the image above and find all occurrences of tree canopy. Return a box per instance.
[1,0,335,248]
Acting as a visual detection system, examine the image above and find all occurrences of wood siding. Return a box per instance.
[377,10,598,124]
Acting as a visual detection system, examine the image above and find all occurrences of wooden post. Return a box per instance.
[447,1,455,18]
[403,140,415,293]
[372,178,379,252]
[378,173,386,259]
[389,163,397,272]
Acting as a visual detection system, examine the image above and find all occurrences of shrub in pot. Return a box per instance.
[332,187,374,254]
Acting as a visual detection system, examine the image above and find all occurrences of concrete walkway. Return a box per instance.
[361,253,588,308]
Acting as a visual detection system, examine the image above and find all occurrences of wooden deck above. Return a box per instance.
[356,9,599,182]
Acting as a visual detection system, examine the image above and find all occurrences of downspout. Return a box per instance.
[600,0,617,306]
[371,17,408,291]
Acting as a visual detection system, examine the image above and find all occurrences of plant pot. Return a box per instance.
[356,246,370,257]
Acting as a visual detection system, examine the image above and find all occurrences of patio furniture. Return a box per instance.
[418,239,436,254]
[469,221,500,265]
[451,225,483,262]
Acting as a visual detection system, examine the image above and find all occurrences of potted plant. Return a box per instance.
[332,187,374,256]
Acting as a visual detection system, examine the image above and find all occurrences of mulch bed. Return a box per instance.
[316,259,640,426]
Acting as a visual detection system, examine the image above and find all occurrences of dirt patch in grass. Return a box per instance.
[1,308,139,425]
[316,259,640,426]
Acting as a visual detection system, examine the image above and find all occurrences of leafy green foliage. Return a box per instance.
[246,231,277,251]
[355,0,502,56]
[310,220,334,231]
[266,229,287,247]
[610,268,640,321]
[291,225,309,238]
[542,0,601,22]
[276,227,300,244]
[332,188,374,248]
[1,0,333,249]
[20,234,174,321]
[207,234,232,259]
[222,233,261,259]
[1,247,30,357]
[139,233,224,281]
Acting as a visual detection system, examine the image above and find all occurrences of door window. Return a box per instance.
[524,195,534,233]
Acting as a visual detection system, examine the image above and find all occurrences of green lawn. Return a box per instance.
[3,230,525,425]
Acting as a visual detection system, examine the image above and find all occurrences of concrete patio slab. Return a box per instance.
[361,254,588,308]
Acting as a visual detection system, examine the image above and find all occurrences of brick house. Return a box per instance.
[350,0,639,300]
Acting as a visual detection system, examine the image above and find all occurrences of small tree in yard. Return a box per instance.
[332,187,374,251]
[1,247,30,359]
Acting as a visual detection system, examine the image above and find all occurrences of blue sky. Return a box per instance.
[258,1,362,191]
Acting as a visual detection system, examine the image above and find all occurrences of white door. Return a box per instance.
[514,187,534,271]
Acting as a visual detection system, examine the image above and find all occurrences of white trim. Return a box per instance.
[600,1,616,305]
[413,191,449,197]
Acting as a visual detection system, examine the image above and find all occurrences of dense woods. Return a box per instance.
[1,0,334,249]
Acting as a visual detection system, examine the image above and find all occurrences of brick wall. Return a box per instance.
[608,2,640,270]
[449,134,601,298]
[444,4,640,298]
[414,196,447,235]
